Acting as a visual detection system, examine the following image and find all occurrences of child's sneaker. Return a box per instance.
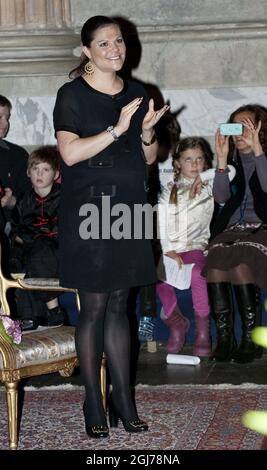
[21,318,38,331]
[138,316,155,342]
[46,306,65,327]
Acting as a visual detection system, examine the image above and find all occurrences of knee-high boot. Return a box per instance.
[160,308,190,354]
[232,284,263,363]
[193,314,211,357]
[208,282,236,361]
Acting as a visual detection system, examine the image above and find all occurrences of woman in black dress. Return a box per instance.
[204,104,267,364]
[53,15,168,438]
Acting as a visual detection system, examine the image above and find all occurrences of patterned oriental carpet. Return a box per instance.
[0,385,267,450]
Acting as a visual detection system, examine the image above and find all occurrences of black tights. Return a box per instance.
[207,263,254,285]
[75,288,136,426]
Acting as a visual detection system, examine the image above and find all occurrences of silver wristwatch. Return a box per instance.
[106,125,119,141]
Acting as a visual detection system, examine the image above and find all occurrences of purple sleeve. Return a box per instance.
[255,154,267,193]
[212,169,231,203]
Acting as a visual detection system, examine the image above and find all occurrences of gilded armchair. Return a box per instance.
[0,243,106,450]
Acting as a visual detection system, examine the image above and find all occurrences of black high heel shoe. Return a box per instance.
[83,402,109,439]
[108,396,148,433]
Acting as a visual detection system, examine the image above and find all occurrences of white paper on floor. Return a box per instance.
[166,354,200,365]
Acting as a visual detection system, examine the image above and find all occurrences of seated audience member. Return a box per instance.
[0,95,30,224]
[157,137,236,356]
[11,145,65,330]
[204,104,267,363]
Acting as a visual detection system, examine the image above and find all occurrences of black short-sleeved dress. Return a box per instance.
[53,77,156,291]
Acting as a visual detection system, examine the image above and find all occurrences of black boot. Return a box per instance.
[208,282,236,362]
[232,284,263,363]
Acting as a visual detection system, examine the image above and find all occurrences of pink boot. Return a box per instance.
[193,314,211,357]
[161,308,190,353]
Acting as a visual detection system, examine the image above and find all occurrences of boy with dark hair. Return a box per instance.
[0,94,30,216]
[11,145,65,330]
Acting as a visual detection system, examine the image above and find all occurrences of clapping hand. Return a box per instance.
[142,99,169,132]
[116,97,144,134]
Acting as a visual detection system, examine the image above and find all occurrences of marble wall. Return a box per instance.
[8,87,267,149]
[1,0,267,149]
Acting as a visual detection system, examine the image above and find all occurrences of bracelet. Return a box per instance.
[106,126,119,141]
[140,131,157,146]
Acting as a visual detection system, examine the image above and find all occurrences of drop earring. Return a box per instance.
[84,60,94,76]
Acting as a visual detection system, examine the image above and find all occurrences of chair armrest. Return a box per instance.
[17,278,76,293]
[11,273,26,280]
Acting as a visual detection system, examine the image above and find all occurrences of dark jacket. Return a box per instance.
[211,152,267,238]
[0,206,5,232]
[11,183,60,245]
[0,138,31,223]
[0,138,30,197]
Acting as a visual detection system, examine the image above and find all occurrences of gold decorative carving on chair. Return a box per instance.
[0,243,106,450]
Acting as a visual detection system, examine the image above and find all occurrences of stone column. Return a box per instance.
[0,0,79,77]
[0,0,16,27]
[0,0,71,28]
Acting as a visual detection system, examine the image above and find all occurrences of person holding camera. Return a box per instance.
[204,104,267,363]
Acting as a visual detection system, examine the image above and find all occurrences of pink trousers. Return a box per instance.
[156,250,210,318]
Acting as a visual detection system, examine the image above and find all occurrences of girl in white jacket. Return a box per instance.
[157,136,235,356]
